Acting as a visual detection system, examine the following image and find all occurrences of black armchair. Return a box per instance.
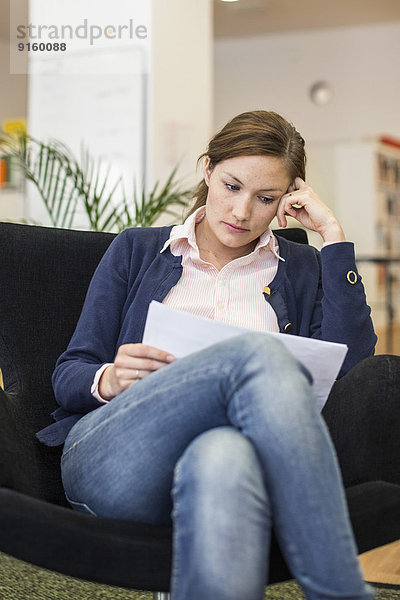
[0,221,399,598]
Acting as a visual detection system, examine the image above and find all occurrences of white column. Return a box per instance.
[149,0,214,195]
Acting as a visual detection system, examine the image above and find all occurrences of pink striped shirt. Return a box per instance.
[160,207,282,332]
[92,207,282,401]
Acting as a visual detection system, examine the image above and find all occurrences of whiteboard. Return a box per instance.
[27,46,148,229]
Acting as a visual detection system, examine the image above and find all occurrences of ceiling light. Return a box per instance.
[309,81,334,106]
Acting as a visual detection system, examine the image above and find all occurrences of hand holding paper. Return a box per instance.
[142,301,348,410]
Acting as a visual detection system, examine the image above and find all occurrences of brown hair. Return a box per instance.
[187,110,306,217]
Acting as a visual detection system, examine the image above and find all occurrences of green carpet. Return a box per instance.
[0,552,398,599]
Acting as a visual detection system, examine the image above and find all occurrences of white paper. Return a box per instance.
[142,301,348,410]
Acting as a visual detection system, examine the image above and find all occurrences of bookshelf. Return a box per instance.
[307,135,400,350]
[334,137,400,347]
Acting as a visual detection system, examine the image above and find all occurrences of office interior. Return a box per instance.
[2,0,400,355]
[1,0,400,352]
[0,0,400,587]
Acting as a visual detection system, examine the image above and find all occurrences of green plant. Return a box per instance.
[0,132,192,231]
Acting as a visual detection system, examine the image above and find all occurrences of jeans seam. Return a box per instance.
[64,492,98,516]
[171,459,183,596]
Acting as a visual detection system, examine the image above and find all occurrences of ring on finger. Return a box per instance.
[135,369,140,379]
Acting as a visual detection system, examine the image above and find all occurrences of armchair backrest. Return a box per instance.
[0,223,115,504]
[0,222,307,505]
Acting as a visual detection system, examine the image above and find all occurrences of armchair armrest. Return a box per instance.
[0,387,40,493]
[0,386,65,504]
[323,354,400,487]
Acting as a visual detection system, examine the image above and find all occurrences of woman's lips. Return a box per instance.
[223,222,250,233]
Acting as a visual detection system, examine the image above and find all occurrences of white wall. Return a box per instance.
[150,0,213,191]
[0,39,27,121]
[215,22,400,327]
[0,38,27,222]
[215,21,400,238]
[25,0,150,227]
[215,22,400,143]
[22,0,213,227]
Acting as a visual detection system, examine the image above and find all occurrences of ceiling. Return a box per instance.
[1,0,400,40]
[214,0,400,37]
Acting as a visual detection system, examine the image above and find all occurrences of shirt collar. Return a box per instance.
[160,206,285,261]
[160,206,205,254]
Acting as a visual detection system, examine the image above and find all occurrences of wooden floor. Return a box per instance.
[359,540,400,585]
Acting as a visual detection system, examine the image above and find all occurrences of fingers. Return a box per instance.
[277,179,323,230]
[111,366,150,392]
[276,180,345,241]
[114,343,175,389]
[99,344,176,400]
[276,198,288,228]
[285,179,310,204]
[116,344,174,374]
[276,185,302,228]
[122,343,175,361]
[293,177,307,190]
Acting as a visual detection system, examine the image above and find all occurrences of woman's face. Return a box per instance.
[199,154,291,258]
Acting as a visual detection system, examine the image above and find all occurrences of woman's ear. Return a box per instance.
[203,156,212,186]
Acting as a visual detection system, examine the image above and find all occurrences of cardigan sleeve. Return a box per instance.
[309,242,377,376]
[52,230,133,415]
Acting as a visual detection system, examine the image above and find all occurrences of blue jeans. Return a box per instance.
[61,333,373,600]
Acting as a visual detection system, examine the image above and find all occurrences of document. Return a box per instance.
[142,301,348,410]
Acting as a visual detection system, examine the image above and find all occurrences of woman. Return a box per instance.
[38,111,376,600]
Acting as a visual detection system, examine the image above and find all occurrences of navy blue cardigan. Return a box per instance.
[37,226,377,446]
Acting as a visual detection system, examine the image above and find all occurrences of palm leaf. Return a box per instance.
[0,133,193,231]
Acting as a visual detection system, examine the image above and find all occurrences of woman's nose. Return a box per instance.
[232,195,252,222]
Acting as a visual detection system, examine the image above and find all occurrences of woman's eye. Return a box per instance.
[259,195,275,204]
[225,183,240,192]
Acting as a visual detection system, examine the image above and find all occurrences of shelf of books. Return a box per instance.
[308,135,400,352]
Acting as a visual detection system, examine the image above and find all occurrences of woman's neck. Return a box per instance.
[195,220,258,271]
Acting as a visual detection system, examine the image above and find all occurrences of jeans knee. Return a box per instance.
[232,332,288,363]
[229,333,313,389]
[173,427,265,504]
[224,334,316,437]
[171,428,270,600]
